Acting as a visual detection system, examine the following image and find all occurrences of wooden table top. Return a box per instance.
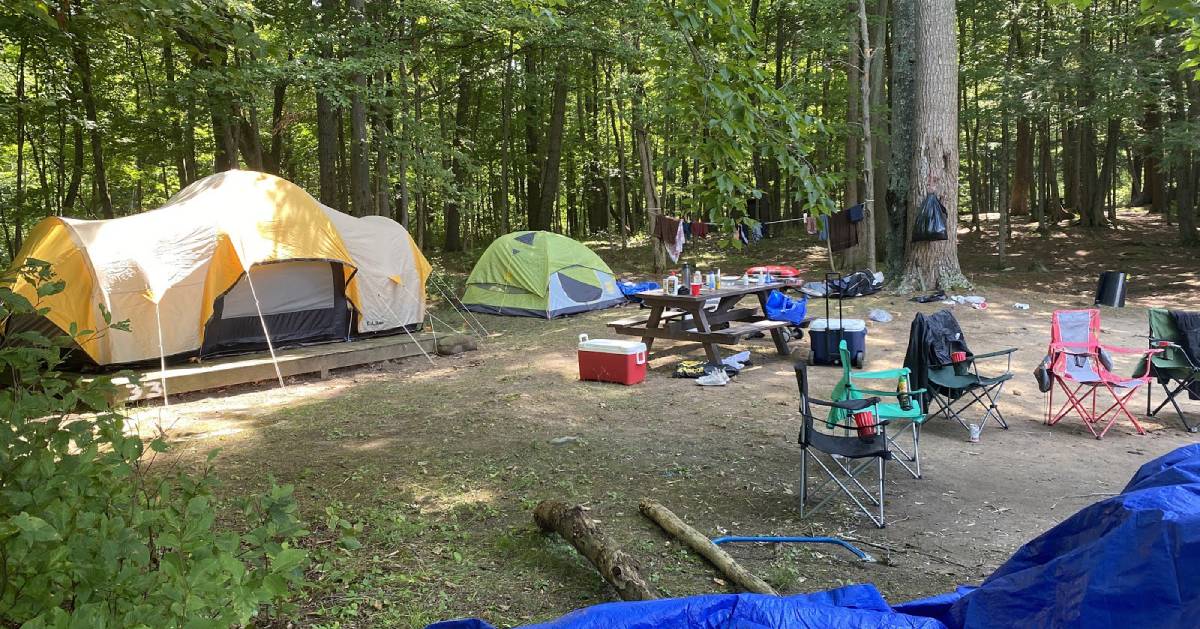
[635,281,788,304]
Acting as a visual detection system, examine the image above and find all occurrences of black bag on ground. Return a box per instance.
[912,193,949,242]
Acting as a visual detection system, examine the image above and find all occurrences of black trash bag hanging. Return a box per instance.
[912,193,949,242]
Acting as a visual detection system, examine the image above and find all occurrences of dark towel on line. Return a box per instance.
[653,215,681,246]
[827,209,858,252]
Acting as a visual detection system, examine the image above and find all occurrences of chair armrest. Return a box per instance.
[972,348,1017,360]
[1100,344,1160,356]
[809,396,881,412]
[854,367,910,379]
[856,388,927,398]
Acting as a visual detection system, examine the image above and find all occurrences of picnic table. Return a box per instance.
[607,282,801,363]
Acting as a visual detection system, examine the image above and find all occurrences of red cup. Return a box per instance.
[853,411,877,438]
[951,351,968,363]
[690,282,701,296]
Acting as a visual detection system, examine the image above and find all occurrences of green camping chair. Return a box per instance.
[1138,308,1200,432]
[830,340,927,479]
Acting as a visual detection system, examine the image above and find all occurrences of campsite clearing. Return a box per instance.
[134,209,1199,628]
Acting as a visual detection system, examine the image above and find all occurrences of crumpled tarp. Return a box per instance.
[429,444,1200,629]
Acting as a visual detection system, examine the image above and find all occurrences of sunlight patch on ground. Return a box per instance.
[410,486,498,515]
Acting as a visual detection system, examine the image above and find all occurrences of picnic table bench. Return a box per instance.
[608,282,807,363]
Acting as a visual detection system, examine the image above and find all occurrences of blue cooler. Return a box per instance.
[808,318,867,367]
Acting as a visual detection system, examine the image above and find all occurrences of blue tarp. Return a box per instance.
[429,444,1200,629]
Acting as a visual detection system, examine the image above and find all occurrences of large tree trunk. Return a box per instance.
[1010,118,1033,216]
[499,34,514,234]
[885,0,916,278]
[899,0,967,291]
[844,2,861,209]
[444,67,472,251]
[373,70,391,217]
[348,0,371,216]
[68,8,113,218]
[606,62,630,249]
[316,0,340,208]
[524,48,543,230]
[870,0,889,257]
[537,59,570,231]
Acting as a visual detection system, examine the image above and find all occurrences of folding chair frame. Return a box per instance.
[795,362,893,528]
[1044,309,1160,440]
[800,442,888,528]
[1145,339,1200,433]
[926,349,1015,436]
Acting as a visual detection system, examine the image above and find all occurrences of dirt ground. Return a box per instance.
[131,209,1200,628]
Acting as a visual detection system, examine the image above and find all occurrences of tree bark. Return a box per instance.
[499,33,514,234]
[316,0,340,208]
[534,501,656,601]
[524,47,543,230]
[538,58,570,231]
[900,0,967,291]
[885,0,916,278]
[844,2,861,209]
[68,6,113,218]
[348,0,371,216]
[1010,118,1033,216]
[444,66,472,251]
[639,500,777,595]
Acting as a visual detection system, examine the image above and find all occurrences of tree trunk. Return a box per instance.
[533,501,656,602]
[538,58,570,232]
[870,0,889,256]
[524,48,543,230]
[844,2,861,209]
[12,41,27,255]
[847,0,877,271]
[444,67,472,251]
[267,65,288,175]
[69,10,113,218]
[900,0,967,291]
[316,0,340,208]
[499,33,514,234]
[348,0,371,216]
[606,62,630,249]
[885,0,916,278]
[1010,118,1033,216]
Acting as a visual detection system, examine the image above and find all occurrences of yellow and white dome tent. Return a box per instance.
[4,170,431,366]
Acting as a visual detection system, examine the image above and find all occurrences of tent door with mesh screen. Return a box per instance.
[201,260,352,357]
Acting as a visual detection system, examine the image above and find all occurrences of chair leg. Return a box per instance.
[877,456,886,528]
[799,447,808,517]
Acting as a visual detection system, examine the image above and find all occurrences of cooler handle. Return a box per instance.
[635,350,646,365]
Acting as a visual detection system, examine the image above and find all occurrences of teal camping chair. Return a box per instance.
[830,340,927,478]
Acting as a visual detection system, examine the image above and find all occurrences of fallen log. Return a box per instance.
[533,500,657,601]
[639,498,778,595]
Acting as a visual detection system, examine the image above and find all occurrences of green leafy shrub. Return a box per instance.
[0,261,309,627]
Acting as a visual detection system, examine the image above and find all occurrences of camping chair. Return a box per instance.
[832,340,927,479]
[910,310,1016,437]
[1138,308,1200,432]
[795,362,891,528]
[1045,309,1160,439]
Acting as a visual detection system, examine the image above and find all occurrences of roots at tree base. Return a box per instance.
[895,262,972,294]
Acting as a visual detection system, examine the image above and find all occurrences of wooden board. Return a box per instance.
[92,333,438,402]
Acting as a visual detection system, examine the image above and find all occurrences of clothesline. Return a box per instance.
[656,216,812,227]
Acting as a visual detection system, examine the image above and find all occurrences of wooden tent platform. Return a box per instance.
[101,333,437,402]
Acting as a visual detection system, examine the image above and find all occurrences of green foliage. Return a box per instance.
[0,261,309,627]
[653,0,834,244]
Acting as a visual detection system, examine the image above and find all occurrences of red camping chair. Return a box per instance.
[1045,309,1161,439]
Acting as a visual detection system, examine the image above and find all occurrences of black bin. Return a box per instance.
[1094,271,1127,308]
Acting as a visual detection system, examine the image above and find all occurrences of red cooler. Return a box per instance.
[577,334,647,385]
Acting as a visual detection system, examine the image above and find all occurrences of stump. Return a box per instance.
[533,500,656,601]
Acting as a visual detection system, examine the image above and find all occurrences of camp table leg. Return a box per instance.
[641,304,664,353]
[689,305,723,364]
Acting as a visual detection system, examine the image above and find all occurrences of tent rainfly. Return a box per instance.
[461,231,623,318]
[4,170,431,367]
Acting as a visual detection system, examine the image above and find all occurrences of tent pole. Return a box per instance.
[154,301,170,407]
[243,266,287,389]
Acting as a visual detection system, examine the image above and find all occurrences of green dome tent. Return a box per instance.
[462,231,624,318]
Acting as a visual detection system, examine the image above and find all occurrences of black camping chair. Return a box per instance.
[795,362,891,528]
[905,310,1015,437]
